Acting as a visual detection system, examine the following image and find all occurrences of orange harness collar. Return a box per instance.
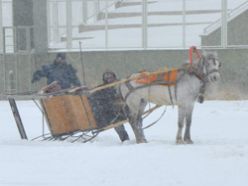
[135,68,178,86]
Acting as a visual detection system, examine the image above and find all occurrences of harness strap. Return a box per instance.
[123,80,177,106]
[183,63,205,82]
[123,81,153,101]
[167,70,174,106]
[175,66,205,101]
[182,63,219,100]
[123,81,135,101]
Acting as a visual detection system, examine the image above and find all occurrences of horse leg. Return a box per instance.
[176,107,185,144]
[129,99,147,143]
[184,106,194,144]
[130,116,147,143]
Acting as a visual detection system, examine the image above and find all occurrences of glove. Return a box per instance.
[31,76,39,83]
[31,73,40,83]
[198,95,204,104]
[31,70,41,83]
[31,78,37,83]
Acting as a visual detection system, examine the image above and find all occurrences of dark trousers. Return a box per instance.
[114,125,129,142]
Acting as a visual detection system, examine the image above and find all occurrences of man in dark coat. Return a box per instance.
[89,70,129,142]
[32,53,81,89]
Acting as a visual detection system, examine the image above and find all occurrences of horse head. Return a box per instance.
[199,51,221,83]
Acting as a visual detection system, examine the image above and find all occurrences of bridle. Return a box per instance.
[190,55,220,84]
[188,46,220,83]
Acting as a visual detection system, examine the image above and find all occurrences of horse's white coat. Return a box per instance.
[120,51,221,143]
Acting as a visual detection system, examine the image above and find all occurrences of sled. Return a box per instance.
[35,81,130,142]
[5,79,161,143]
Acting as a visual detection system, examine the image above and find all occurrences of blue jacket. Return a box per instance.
[32,62,81,89]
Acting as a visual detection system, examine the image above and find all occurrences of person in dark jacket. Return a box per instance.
[89,70,129,142]
[101,70,129,142]
[32,53,81,89]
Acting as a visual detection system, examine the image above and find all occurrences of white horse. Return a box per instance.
[120,51,221,144]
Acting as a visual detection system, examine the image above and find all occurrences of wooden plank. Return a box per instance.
[8,98,28,140]
[80,96,97,130]
[42,96,73,136]
[41,95,97,136]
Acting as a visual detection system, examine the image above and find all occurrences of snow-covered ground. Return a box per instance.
[0,100,248,186]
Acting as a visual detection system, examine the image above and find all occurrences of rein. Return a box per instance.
[142,105,167,130]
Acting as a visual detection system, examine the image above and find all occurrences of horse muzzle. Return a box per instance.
[208,72,220,82]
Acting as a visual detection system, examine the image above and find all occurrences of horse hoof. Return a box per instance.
[176,139,185,144]
[184,139,194,144]
[137,139,148,144]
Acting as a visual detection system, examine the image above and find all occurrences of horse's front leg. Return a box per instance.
[129,99,147,144]
[130,115,147,143]
[176,107,185,144]
[184,105,194,144]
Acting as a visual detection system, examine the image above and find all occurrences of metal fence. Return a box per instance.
[1,0,248,51]
[46,0,248,50]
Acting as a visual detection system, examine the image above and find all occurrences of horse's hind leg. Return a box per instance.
[129,99,147,143]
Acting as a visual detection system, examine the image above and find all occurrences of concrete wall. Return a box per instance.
[32,0,48,53]
[0,48,248,100]
[0,53,34,93]
[202,10,248,46]
[12,0,48,53]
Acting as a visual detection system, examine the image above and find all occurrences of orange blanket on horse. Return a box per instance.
[136,68,178,85]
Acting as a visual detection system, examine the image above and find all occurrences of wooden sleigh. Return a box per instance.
[41,95,98,142]
[6,72,163,143]
[32,82,124,142]
[36,80,161,142]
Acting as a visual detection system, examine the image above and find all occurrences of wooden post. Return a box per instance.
[221,0,228,48]
[142,0,148,49]
[66,0,73,49]
[0,0,3,52]
[8,98,28,140]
